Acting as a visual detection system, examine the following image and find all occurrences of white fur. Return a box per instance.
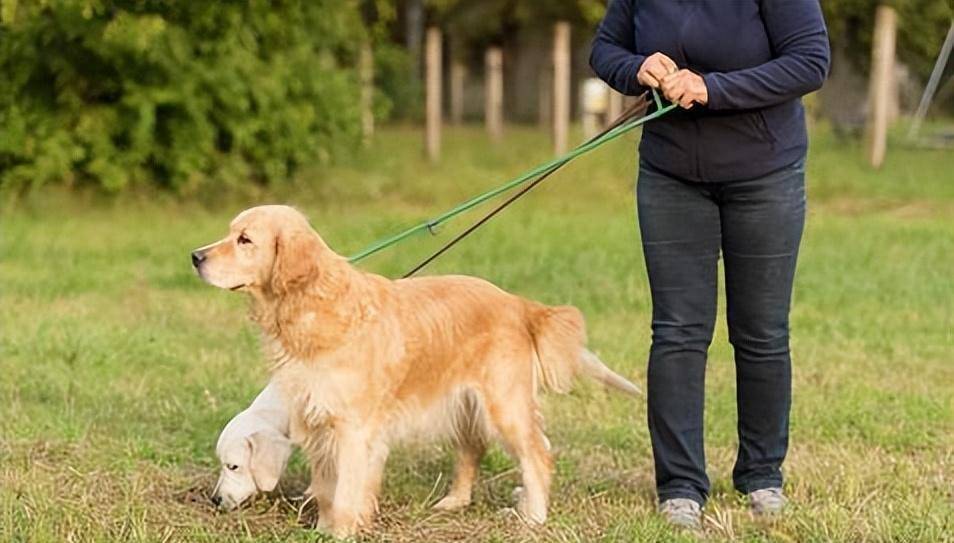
[212,381,293,510]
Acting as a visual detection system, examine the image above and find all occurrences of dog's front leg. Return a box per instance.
[308,461,337,530]
[327,424,373,538]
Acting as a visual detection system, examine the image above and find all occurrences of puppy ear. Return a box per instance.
[270,229,323,294]
[247,431,292,492]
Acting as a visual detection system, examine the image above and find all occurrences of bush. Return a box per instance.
[0,1,368,193]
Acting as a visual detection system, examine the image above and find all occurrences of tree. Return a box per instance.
[0,0,368,193]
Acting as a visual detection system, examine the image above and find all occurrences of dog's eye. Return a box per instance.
[227,464,239,471]
[237,234,252,245]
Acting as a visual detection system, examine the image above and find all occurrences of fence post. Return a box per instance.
[359,42,374,146]
[425,27,442,162]
[450,60,466,125]
[866,5,897,169]
[553,21,571,155]
[606,89,622,125]
[485,47,504,141]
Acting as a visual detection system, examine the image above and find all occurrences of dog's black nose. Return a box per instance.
[211,495,222,507]
[191,251,206,268]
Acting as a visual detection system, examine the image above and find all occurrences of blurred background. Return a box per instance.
[1,1,953,542]
[1,0,952,195]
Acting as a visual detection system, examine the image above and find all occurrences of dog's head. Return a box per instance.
[191,205,328,296]
[212,428,292,511]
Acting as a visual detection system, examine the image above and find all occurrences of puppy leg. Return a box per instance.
[433,440,486,511]
[484,393,552,525]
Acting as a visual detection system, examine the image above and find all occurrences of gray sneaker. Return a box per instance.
[659,498,702,529]
[749,487,788,515]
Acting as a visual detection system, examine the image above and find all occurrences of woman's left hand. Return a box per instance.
[660,70,709,109]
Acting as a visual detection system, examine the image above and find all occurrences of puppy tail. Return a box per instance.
[528,304,640,397]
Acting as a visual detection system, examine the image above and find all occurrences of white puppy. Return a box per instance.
[212,381,292,510]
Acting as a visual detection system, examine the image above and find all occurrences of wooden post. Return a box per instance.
[485,47,503,140]
[359,42,374,146]
[425,27,442,162]
[552,22,571,155]
[607,89,623,126]
[450,60,465,125]
[865,5,897,169]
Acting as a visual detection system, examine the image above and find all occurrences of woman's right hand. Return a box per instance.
[637,52,678,89]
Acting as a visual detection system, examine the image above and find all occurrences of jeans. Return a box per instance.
[636,159,806,506]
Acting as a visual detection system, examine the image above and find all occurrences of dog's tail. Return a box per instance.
[527,303,641,397]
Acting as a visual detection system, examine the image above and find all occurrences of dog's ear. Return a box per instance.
[270,228,323,295]
[247,431,292,492]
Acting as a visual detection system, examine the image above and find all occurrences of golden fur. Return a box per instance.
[193,205,639,537]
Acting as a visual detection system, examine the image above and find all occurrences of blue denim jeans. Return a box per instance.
[636,159,806,506]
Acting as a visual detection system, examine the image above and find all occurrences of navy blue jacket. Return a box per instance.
[590,0,830,182]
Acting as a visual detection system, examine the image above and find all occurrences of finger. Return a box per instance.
[660,77,683,96]
[639,72,660,89]
[661,71,681,85]
[680,96,695,109]
[648,63,669,83]
[661,56,678,74]
[664,87,685,104]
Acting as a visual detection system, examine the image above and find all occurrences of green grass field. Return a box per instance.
[2,124,953,542]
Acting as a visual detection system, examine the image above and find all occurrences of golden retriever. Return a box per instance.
[192,205,638,537]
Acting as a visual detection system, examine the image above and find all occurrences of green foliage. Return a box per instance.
[373,41,421,121]
[429,0,605,49]
[0,0,368,193]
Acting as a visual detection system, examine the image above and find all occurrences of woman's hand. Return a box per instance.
[660,70,709,109]
[637,52,678,89]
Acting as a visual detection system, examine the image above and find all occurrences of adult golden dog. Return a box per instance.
[192,205,638,537]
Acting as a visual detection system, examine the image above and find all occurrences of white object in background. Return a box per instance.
[581,78,610,139]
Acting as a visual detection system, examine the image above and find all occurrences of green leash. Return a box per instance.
[348,90,677,265]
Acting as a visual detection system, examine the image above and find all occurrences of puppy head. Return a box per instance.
[212,429,292,511]
[191,205,327,296]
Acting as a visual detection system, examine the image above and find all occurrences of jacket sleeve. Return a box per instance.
[702,0,831,110]
[589,0,646,96]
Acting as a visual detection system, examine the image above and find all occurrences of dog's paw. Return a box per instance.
[318,508,369,539]
[432,494,471,511]
[512,486,546,526]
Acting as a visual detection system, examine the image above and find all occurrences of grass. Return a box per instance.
[2,122,953,542]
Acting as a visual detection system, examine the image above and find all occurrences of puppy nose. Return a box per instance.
[191,250,206,268]
[211,495,222,507]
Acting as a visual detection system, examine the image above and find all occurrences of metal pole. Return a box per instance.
[908,22,954,140]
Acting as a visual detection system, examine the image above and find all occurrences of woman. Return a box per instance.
[589,0,830,529]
